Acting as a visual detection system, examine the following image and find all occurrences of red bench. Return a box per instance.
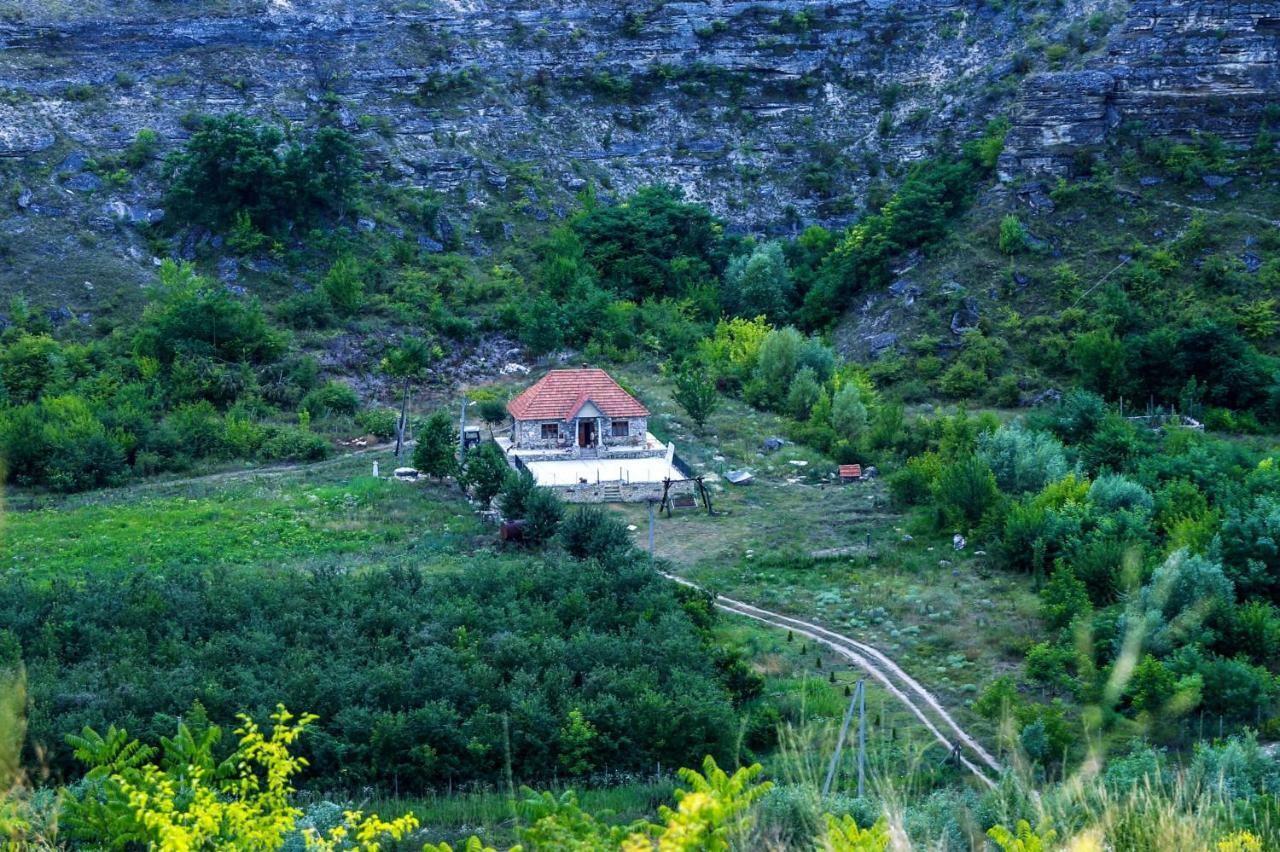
[838,464,862,482]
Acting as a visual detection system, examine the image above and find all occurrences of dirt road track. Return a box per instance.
[664,573,1002,788]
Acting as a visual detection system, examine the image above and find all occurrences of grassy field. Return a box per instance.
[1,447,490,579]
[605,367,1041,746]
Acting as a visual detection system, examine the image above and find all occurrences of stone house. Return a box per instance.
[507,368,649,451]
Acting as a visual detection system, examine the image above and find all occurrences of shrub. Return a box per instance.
[301,381,360,419]
[320,256,364,318]
[559,506,632,560]
[1041,565,1091,630]
[998,215,1027,255]
[499,467,539,519]
[258,425,330,462]
[934,456,1000,531]
[976,423,1069,494]
[523,486,564,545]
[1088,474,1154,515]
[123,128,160,169]
[164,400,226,459]
[355,408,400,440]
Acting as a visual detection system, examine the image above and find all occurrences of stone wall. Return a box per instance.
[515,418,569,450]
[553,477,693,504]
[513,415,648,449]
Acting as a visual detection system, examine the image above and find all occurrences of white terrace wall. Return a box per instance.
[552,477,694,504]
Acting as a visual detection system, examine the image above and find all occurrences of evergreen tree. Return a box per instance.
[412,410,458,480]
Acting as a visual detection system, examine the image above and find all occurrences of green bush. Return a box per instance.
[559,506,632,560]
[976,423,1068,494]
[258,425,330,462]
[523,486,565,545]
[301,380,360,419]
[320,256,365,318]
[355,408,400,440]
[998,215,1027,255]
[459,441,511,507]
[933,456,1000,531]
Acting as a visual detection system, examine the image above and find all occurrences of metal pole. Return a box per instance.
[857,679,866,798]
[648,499,656,565]
[458,396,468,460]
[823,680,861,798]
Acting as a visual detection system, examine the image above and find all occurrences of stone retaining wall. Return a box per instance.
[552,478,694,504]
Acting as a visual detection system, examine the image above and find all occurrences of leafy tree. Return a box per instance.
[934,456,1000,531]
[1071,329,1129,397]
[460,441,511,506]
[519,293,565,355]
[523,486,564,545]
[474,398,510,438]
[382,336,439,457]
[1214,496,1280,603]
[557,709,599,776]
[673,365,719,431]
[785,366,822,421]
[1128,654,1176,716]
[1040,565,1091,631]
[412,410,458,480]
[747,326,803,409]
[829,382,868,445]
[165,113,361,232]
[977,423,1068,495]
[499,467,539,519]
[572,185,725,302]
[722,242,793,321]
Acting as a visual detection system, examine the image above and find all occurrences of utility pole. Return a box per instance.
[458,396,468,461]
[823,679,865,798]
[857,676,866,798]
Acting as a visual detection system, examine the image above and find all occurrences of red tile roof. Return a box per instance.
[507,368,650,422]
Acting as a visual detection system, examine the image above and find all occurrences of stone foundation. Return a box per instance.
[552,478,694,504]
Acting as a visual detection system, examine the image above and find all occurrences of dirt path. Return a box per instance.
[664,573,1002,789]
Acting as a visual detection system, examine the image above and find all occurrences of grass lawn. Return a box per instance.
[2,448,492,579]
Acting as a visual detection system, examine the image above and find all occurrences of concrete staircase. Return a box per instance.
[600,482,623,502]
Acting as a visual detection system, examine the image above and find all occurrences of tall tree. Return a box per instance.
[673,365,718,432]
[413,410,459,480]
[382,336,439,457]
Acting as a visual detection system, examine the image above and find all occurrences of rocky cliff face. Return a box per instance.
[1,0,1090,234]
[1001,0,1280,178]
[0,0,1272,313]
